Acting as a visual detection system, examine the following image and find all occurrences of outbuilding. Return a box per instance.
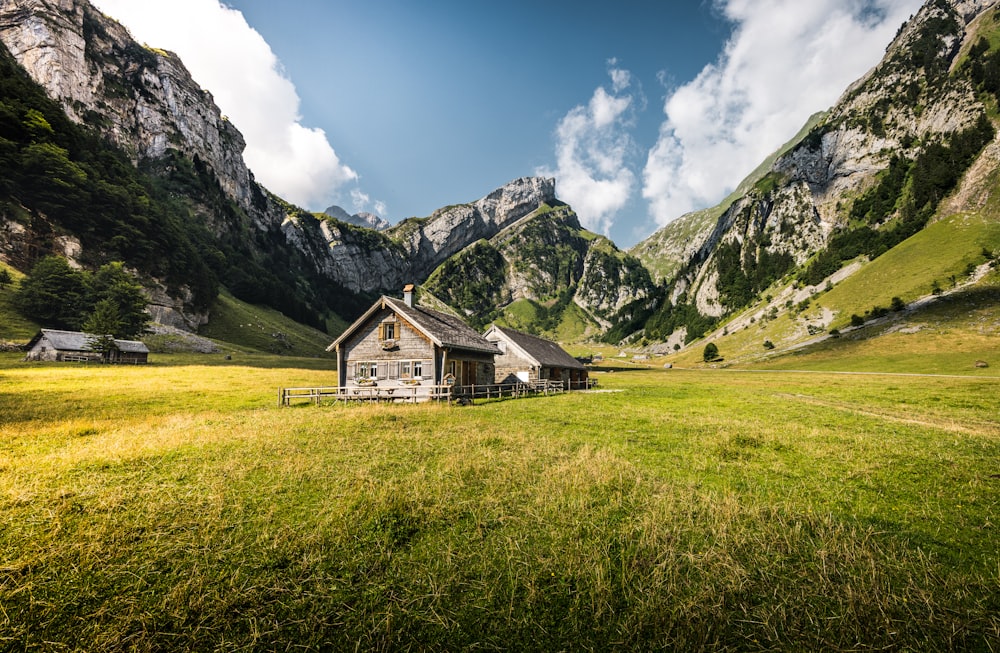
[483,324,589,389]
[24,329,149,364]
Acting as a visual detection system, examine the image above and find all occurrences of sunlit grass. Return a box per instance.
[1,357,998,650]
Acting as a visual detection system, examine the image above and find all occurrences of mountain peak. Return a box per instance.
[322,206,390,231]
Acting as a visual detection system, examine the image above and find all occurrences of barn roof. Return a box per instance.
[484,325,586,370]
[328,295,501,356]
[29,329,149,354]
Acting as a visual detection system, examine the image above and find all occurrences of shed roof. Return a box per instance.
[484,325,585,370]
[28,329,149,354]
[328,296,501,356]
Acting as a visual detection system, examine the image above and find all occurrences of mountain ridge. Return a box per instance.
[0,0,641,341]
[629,0,1000,351]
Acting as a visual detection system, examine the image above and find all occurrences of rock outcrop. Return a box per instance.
[323,176,559,295]
[0,0,262,220]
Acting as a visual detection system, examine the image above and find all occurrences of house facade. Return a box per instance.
[483,324,589,389]
[327,286,500,397]
[24,329,149,364]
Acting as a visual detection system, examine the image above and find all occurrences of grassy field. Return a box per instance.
[1,354,997,651]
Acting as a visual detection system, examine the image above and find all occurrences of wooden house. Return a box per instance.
[483,325,589,389]
[24,329,149,364]
[327,286,500,398]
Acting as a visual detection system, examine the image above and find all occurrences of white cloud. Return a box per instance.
[350,188,370,212]
[90,0,367,211]
[539,65,638,235]
[642,0,924,226]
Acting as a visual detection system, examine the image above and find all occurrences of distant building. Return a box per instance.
[326,285,500,398]
[24,329,149,364]
[483,325,589,389]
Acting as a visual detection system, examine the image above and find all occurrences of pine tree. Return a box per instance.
[82,299,122,362]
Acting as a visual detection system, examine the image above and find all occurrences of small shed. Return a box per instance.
[483,324,589,389]
[326,286,500,399]
[24,329,149,364]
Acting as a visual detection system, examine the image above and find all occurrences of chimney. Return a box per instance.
[403,284,415,307]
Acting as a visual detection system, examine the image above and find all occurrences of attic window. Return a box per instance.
[380,321,397,341]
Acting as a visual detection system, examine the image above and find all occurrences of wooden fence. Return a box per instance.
[278,379,580,406]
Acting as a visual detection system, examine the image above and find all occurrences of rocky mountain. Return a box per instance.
[420,201,656,338]
[322,205,390,231]
[0,0,645,342]
[630,0,1000,345]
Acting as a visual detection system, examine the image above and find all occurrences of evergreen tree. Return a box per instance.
[82,298,121,361]
[89,262,150,338]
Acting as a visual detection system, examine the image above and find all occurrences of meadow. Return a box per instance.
[1,353,998,651]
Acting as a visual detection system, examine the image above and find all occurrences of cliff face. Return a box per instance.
[0,0,261,220]
[633,0,999,331]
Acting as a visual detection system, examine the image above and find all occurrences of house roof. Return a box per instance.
[328,295,501,356]
[28,329,149,354]
[484,325,586,370]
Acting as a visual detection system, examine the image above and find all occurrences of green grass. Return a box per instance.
[1,355,997,650]
[0,263,40,344]
[819,212,1000,330]
[197,290,335,357]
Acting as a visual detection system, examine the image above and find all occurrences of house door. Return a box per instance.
[462,361,475,386]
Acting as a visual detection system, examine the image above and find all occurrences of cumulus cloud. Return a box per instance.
[539,63,639,235]
[90,0,371,211]
[642,0,923,226]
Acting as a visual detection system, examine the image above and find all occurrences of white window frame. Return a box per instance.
[356,361,378,380]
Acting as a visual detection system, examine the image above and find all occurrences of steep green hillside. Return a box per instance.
[663,210,999,372]
[0,262,39,344]
[818,211,1000,329]
[197,291,337,358]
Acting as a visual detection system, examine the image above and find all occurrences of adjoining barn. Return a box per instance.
[483,324,589,390]
[24,329,149,364]
[326,285,501,400]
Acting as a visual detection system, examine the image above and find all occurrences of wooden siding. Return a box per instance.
[341,307,437,387]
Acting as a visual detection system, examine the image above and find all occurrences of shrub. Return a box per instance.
[703,342,720,362]
[891,296,906,312]
[850,314,865,327]
[763,340,775,350]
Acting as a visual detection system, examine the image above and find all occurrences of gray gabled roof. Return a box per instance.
[328,296,501,356]
[113,338,149,354]
[33,329,93,352]
[484,325,585,370]
[29,329,149,354]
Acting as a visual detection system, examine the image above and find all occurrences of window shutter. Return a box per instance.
[348,362,355,378]
[378,362,388,379]
[389,361,399,379]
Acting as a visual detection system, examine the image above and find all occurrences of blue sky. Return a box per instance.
[91,0,923,247]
